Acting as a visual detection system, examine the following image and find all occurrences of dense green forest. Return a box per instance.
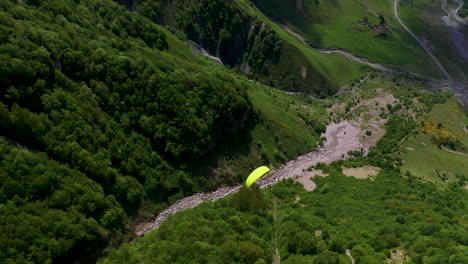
[1,0,467,263]
[102,162,468,264]
[0,0,236,261]
[0,0,332,262]
[102,110,468,264]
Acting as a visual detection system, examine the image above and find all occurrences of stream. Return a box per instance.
[441,0,468,61]
[443,0,468,26]
[193,44,223,65]
[280,24,401,74]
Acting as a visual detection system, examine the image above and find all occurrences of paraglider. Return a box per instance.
[245,166,270,187]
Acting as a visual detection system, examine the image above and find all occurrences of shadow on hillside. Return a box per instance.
[182,111,260,191]
[253,0,343,48]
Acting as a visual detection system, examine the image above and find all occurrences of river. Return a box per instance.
[136,121,366,235]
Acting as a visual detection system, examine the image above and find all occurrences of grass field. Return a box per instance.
[254,0,438,76]
[248,83,327,159]
[234,0,366,87]
[400,98,468,185]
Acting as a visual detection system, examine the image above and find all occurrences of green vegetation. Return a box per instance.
[234,0,365,88]
[102,166,468,264]
[102,88,468,263]
[255,0,437,76]
[0,0,329,262]
[0,140,113,263]
[161,0,250,63]
[458,3,468,18]
[329,75,467,187]
[143,0,366,94]
[401,98,468,185]
[189,83,327,189]
[245,22,283,75]
[325,73,441,124]
[1,0,466,263]
[248,86,327,160]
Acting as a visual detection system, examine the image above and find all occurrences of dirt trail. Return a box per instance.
[443,0,468,27]
[394,0,452,81]
[137,121,365,236]
[442,146,468,157]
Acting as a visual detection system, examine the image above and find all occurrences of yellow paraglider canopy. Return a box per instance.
[245,166,270,187]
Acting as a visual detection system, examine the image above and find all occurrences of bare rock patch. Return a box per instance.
[342,166,381,180]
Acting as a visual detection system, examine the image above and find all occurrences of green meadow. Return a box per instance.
[254,0,438,76]
[235,0,366,87]
[400,98,468,185]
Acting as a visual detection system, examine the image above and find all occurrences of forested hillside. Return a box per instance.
[116,0,366,95]
[1,0,466,263]
[101,77,468,264]
[0,0,329,262]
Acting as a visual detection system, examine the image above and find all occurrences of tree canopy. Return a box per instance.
[0,0,257,262]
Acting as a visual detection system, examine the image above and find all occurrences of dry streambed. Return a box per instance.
[136,120,372,236]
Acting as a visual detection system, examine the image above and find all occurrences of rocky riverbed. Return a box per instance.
[135,121,367,236]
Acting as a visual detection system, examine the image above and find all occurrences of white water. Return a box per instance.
[198,46,223,65]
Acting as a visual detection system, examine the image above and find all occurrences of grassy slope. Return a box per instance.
[235,0,366,87]
[255,0,439,77]
[147,21,331,181]
[398,0,468,79]
[400,98,468,185]
[248,84,327,158]
[156,0,365,95]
